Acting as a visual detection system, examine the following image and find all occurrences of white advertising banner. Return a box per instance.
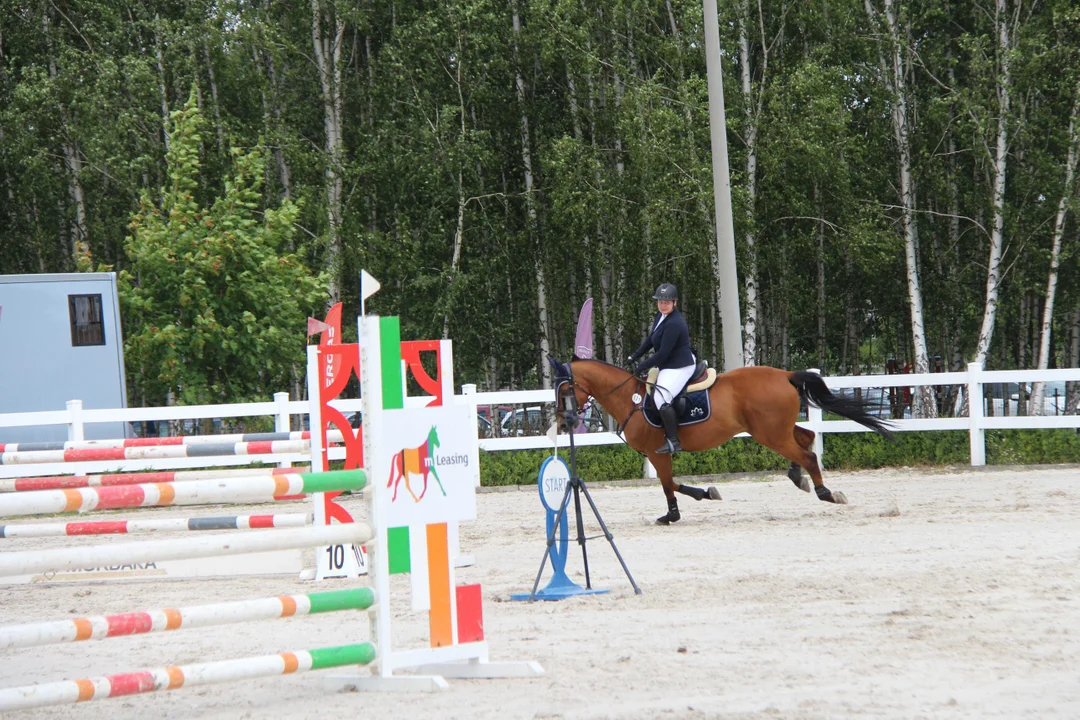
[375,404,478,527]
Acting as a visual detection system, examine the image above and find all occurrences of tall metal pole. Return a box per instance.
[703,0,744,370]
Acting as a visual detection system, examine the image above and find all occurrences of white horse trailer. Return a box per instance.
[0,273,128,443]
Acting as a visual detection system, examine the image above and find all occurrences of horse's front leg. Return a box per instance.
[650,453,722,526]
[650,453,681,525]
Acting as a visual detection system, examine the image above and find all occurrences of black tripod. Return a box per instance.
[525,414,641,601]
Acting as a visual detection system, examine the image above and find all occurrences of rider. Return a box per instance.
[626,283,695,454]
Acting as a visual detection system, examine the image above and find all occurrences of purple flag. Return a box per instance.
[574,298,593,359]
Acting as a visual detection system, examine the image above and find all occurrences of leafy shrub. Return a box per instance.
[477,430,1080,486]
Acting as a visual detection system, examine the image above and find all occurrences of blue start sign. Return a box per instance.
[538,456,571,513]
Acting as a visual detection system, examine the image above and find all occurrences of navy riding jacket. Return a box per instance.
[630,308,694,374]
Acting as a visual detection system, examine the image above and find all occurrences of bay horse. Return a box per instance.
[550,358,894,525]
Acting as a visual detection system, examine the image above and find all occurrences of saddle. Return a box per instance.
[646,360,717,393]
[642,360,716,428]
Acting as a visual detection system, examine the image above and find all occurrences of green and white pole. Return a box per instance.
[0,643,376,711]
[0,588,375,650]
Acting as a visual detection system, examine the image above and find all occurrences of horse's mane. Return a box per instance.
[570,356,625,370]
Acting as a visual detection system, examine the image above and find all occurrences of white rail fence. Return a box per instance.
[1,363,1078,480]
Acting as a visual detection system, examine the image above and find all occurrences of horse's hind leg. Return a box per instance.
[787,426,814,493]
[755,432,847,505]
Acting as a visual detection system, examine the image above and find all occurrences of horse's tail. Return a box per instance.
[788,371,895,440]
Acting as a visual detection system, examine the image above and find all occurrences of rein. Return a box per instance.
[568,365,648,451]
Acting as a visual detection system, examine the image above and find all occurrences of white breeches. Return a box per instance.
[653,363,696,407]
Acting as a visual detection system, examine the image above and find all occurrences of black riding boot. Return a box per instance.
[656,403,682,454]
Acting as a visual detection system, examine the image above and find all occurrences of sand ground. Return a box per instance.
[1,465,1079,719]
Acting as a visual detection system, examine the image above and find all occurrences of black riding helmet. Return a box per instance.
[652,283,678,301]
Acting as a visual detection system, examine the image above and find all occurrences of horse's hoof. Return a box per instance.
[799,476,811,493]
[707,486,721,500]
[655,511,681,525]
[833,490,848,505]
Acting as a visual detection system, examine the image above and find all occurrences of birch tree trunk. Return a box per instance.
[946,68,964,412]
[567,72,591,302]
[815,183,826,369]
[443,31,467,339]
[567,69,601,345]
[1030,79,1080,413]
[44,8,89,268]
[971,0,1012,375]
[739,0,763,366]
[584,64,615,364]
[1018,293,1030,415]
[256,46,293,203]
[867,0,936,417]
[611,14,639,299]
[259,0,292,203]
[154,13,170,153]
[311,0,345,305]
[1067,305,1080,414]
[512,0,551,389]
[202,42,225,152]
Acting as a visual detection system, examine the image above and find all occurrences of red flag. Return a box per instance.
[307,317,332,337]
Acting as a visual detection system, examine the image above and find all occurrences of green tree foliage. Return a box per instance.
[2,0,1079,400]
[119,89,325,405]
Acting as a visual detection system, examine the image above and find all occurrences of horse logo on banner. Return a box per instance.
[387,427,447,503]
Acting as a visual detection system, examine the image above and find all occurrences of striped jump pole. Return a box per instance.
[0,512,311,539]
[0,468,365,518]
[0,431,311,453]
[0,642,376,711]
[0,466,302,493]
[0,439,313,467]
[0,587,374,650]
[0,429,347,454]
[0,521,373,578]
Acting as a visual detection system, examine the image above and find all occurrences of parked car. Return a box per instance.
[477,405,513,427]
[500,407,546,436]
[477,413,497,438]
[497,404,607,436]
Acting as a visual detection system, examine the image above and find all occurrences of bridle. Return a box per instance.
[555,361,648,441]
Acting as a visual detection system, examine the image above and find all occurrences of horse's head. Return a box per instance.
[548,355,643,433]
[428,426,440,448]
[547,356,594,433]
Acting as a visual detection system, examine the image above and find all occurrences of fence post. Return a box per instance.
[274,392,292,468]
[66,400,84,442]
[462,384,481,488]
[807,369,825,462]
[440,340,455,406]
[967,362,985,466]
[274,392,291,432]
[461,384,478,418]
[306,346,324,473]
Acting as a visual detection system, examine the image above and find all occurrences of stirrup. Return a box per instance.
[655,438,681,454]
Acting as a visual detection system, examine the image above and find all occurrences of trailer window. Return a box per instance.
[68,294,106,346]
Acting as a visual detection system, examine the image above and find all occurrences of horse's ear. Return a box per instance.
[546,355,562,371]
